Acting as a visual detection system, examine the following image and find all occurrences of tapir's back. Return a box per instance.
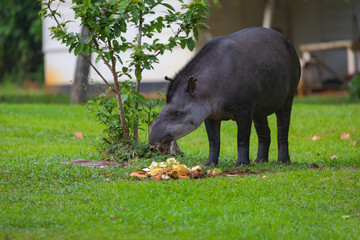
[195,27,300,118]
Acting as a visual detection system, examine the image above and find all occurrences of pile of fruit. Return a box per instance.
[130,158,222,180]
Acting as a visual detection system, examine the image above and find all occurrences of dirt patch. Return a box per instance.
[309,163,328,170]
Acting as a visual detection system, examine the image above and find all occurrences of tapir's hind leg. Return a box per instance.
[275,96,294,164]
[204,118,221,166]
[254,117,271,162]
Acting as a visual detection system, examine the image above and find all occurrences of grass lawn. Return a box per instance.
[1,97,360,239]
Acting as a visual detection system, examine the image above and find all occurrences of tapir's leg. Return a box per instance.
[204,118,221,166]
[254,117,270,162]
[275,97,294,164]
[236,109,253,166]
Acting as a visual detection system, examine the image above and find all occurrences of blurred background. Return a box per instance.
[1,0,360,103]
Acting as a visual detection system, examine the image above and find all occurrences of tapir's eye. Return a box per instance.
[174,111,182,118]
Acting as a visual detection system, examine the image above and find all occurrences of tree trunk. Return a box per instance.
[133,78,141,142]
[71,26,91,104]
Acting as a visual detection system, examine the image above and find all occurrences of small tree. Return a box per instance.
[40,0,209,142]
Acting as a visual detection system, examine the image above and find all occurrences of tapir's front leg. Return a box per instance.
[236,109,253,166]
[204,118,221,166]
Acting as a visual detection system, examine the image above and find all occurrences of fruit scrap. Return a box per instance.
[207,168,223,176]
[130,171,146,178]
[190,167,204,178]
[151,174,162,180]
[130,158,223,180]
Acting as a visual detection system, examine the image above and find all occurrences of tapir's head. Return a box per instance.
[149,75,210,147]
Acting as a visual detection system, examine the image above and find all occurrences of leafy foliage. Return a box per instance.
[0,0,43,85]
[87,86,163,144]
[348,73,360,101]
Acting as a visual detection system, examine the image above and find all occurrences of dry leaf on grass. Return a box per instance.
[311,134,322,141]
[330,155,338,160]
[340,132,351,140]
[309,163,320,169]
[74,132,83,138]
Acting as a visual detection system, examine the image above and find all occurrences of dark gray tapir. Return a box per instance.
[149,27,301,166]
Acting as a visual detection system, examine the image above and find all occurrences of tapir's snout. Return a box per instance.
[149,119,174,147]
[149,131,174,146]
[149,128,159,146]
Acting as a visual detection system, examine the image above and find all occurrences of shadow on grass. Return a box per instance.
[0,93,70,104]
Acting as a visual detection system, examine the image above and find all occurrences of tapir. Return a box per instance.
[149,27,301,166]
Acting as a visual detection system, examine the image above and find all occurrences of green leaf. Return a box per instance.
[180,39,186,49]
[186,39,195,51]
[74,44,83,55]
[161,3,175,11]
[84,45,91,56]
[66,36,77,46]
[84,0,91,9]
[193,28,199,41]
[200,22,211,30]
[129,6,139,21]
[104,52,111,61]
[113,40,120,51]
[135,67,142,81]
[95,54,102,63]
[114,27,121,37]
[84,35,93,45]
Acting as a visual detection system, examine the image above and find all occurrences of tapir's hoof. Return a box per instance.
[278,158,291,164]
[254,158,268,163]
[278,156,291,164]
[236,160,250,166]
[203,161,218,167]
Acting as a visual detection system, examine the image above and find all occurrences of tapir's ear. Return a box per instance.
[164,76,173,82]
[187,76,197,97]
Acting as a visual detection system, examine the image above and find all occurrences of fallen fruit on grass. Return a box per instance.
[130,158,222,180]
[151,174,162,180]
[130,171,146,178]
[207,168,223,176]
[172,163,190,176]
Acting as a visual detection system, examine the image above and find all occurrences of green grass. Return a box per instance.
[1,98,360,239]
[0,88,70,104]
